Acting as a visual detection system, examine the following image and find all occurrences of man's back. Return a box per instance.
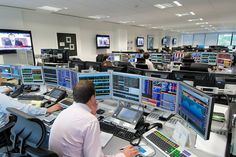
[49,102,99,157]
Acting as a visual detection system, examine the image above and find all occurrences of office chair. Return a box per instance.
[0,120,15,148]
[6,107,58,157]
[135,63,148,69]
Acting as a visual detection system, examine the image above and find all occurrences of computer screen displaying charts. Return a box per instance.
[43,66,58,86]
[70,70,78,89]
[78,72,111,99]
[57,68,72,90]
[0,65,12,78]
[178,82,213,140]
[112,72,140,103]
[10,65,21,79]
[141,77,178,112]
[21,66,44,85]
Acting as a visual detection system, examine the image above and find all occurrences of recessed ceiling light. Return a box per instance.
[190,12,195,15]
[151,27,159,29]
[88,15,110,19]
[188,18,203,22]
[37,6,63,12]
[119,21,135,24]
[173,1,183,6]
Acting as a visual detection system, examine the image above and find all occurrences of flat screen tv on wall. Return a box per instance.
[96,35,110,49]
[0,29,34,54]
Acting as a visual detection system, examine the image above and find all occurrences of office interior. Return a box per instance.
[0,0,236,157]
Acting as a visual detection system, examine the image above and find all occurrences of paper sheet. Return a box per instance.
[100,131,113,148]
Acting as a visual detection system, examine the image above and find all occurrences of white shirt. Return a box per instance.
[145,59,156,71]
[0,93,47,128]
[49,102,125,157]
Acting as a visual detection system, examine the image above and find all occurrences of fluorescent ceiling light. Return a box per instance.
[196,22,208,25]
[188,18,203,22]
[37,6,63,12]
[119,21,135,24]
[151,27,158,29]
[173,1,183,6]
[176,12,195,17]
[88,15,110,19]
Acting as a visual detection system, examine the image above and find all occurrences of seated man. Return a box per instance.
[49,80,138,157]
[0,93,62,145]
[143,52,156,71]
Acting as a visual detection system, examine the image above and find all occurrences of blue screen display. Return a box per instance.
[70,71,78,89]
[57,68,71,90]
[0,65,12,78]
[178,83,213,139]
[141,77,177,112]
[10,65,21,79]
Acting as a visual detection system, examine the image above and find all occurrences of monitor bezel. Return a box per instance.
[21,66,45,85]
[96,34,110,49]
[77,72,112,100]
[178,82,214,140]
[111,72,141,104]
[141,76,179,114]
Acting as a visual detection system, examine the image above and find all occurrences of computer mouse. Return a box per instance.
[97,116,104,121]
[96,109,105,115]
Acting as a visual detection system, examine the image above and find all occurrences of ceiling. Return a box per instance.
[1,0,236,33]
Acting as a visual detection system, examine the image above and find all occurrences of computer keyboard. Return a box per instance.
[99,121,136,141]
[18,95,45,100]
[144,129,196,157]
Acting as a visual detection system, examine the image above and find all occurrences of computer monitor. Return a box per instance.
[41,49,69,63]
[0,65,12,78]
[145,70,172,79]
[78,72,111,100]
[84,61,101,71]
[21,66,44,85]
[10,65,21,80]
[57,68,72,90]
[141,77,178,113]
[112,72,141,104]
[136,58,145,64]
[70,70,78,89]
[178,82,214,140]
[126,66,145,75]
[42,66,58,86]
[136,64,148,69]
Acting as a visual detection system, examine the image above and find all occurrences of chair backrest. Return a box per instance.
[136,63,148,69]
[6,107,46,153]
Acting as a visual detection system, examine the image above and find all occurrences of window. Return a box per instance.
[182,34,193,45]
[193,34,205,46]
[205,33,218,46]
[218,33,232,46]
[232,33,236,45]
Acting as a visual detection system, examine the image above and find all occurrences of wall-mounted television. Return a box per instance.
[136,37,144,47]
[96,35,110,49]
[0,29,34,54]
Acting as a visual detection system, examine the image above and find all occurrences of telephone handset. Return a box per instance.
[10,85,24,98]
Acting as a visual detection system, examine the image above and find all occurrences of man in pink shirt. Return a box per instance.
[49,80,138,157]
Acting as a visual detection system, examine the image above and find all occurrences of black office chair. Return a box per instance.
[136,63,148,69]
[0,120,15,148]
[6,107,58,157]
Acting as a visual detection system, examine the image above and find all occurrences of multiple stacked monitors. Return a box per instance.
[21,66,44,85]
[141,77,178,112]
[178,82,213,140]
[96,35,110,49]
[78,73,111,99]
[112,72,140,103]
[43,66,58,86]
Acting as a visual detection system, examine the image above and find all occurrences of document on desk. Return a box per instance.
[100,131,113,148]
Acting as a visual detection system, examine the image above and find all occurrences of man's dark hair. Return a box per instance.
[143,52,150,59]
[73,80,95,104]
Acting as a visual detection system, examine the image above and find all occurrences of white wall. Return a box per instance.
[0,6,180,63]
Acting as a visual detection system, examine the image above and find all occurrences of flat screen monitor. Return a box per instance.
[78,72,111,99]
[41,49,69,63]
[178,82,214,140]
[96,35,110,49]
[57,68,72,90]
[136,37,144,47]
[43,66,58,86]
[70,70,78,89]
[21,66,44,85]
[141,77,178,113]
[0,65,12,78]
[112,72,141,104]
[0,29,34,54]
[85,61,101,71]
[10,65,21,80]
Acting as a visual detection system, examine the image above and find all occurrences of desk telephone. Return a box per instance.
[10,85,40,98]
